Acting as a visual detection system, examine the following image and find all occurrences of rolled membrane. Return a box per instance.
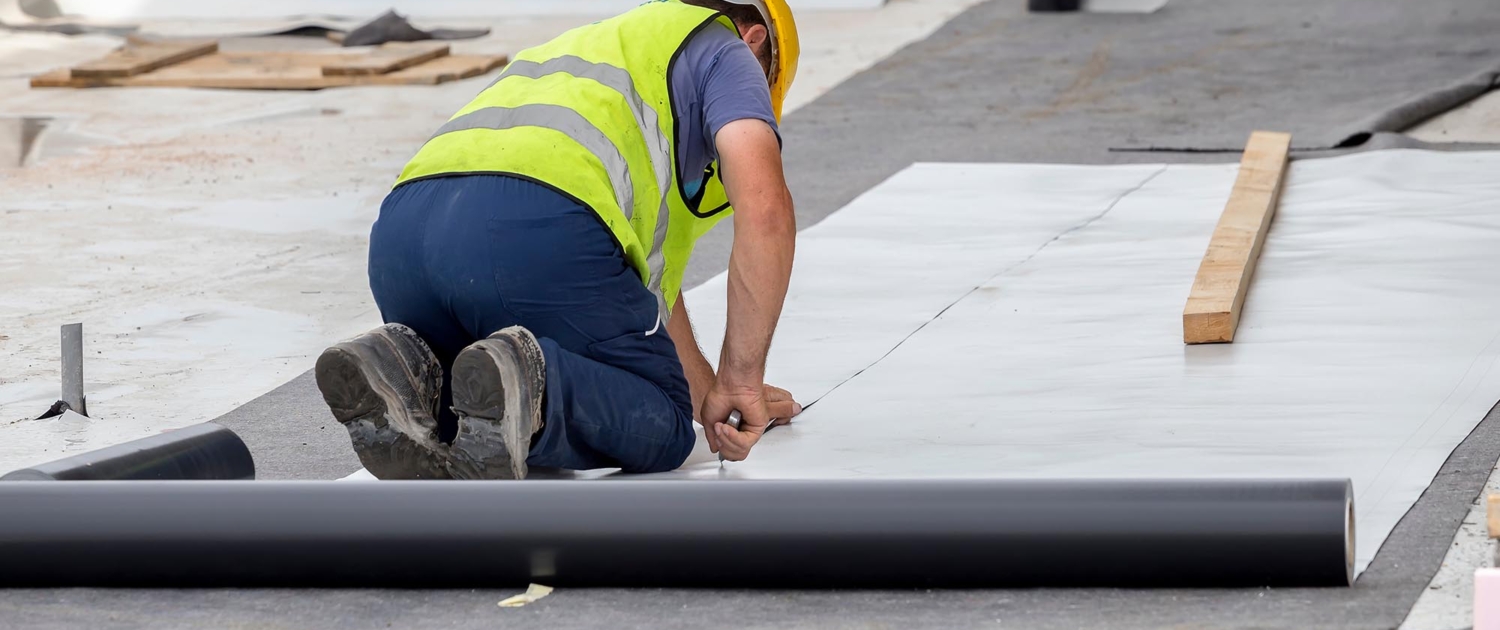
[0,478,1352,587]
[1,423,254,481]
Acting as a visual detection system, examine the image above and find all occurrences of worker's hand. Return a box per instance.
[701,380,802,461]
[761,384,801,423]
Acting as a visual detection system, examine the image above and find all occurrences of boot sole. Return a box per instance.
[449,333,543,480]
[315,345,448,480]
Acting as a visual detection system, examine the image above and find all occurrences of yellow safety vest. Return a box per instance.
[396,0,742,320]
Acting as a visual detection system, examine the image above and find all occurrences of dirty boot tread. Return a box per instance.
[449,326,545,480]
[314,324,448,480]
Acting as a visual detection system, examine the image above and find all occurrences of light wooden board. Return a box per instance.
[384,54,508,85]
[322,42,449,76]
[1182,130,1292,344]
[31,52,506,90]
[1489,494,1499,538]
[70,41,218,78]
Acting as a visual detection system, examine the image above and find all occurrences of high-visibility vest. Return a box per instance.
[396,0,742,321]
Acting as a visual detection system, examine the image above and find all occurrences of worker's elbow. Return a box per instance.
[738,191,797,237]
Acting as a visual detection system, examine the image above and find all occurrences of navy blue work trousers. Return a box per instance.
[367,174,696,473]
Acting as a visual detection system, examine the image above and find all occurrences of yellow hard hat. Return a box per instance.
[729,0,799,122]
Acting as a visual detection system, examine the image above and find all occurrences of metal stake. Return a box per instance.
[60,323,85,416]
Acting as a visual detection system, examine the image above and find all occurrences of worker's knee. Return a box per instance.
[620,413,697,474]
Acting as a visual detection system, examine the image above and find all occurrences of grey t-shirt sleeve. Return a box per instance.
[697,26,780,153]
[670,22,781,199]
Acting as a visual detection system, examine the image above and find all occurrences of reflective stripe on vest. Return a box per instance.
[433,104,636,223]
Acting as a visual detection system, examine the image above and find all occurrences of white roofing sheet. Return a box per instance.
[654,150,1500,577]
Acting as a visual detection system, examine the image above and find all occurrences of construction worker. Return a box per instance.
[314,0,804,479]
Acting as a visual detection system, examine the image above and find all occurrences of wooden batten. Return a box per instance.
[70,40,218,78]
[1182,130,1293,344]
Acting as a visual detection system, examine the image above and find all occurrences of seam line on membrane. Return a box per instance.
[802,165,1172,411]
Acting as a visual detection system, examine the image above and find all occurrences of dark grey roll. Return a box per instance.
[0,478,1353,588]
[1,423,254,481]
[1029,0,1082,11]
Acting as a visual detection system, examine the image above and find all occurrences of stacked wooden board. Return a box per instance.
[32,40,508,90]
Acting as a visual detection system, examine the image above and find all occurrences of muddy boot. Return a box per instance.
[314,323,449,479]
[447,326,546,480]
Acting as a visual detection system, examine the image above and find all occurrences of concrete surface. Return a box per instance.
[1401,464,1500,630]
[4,0,1500,628]
[1411,90,1500,143]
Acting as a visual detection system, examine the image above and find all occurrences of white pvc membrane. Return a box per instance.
[657,150,1500,576]
[350,150,1500,576]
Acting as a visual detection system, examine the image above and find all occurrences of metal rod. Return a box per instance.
[0,478,1353,588]
[59,322,85,416]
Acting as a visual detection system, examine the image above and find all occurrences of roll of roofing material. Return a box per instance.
[0,423,254,481]
[0,478,1352,588]
[1029,0,1082,11]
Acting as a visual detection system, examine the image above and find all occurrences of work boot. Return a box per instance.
[448,326,546,480]
[314,323,449,479]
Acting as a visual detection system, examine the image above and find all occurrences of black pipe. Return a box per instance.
[1,423,254,481]
[1029,0,1082,11]
[0,478,1352,588]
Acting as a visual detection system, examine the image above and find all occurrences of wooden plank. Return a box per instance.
[70,40,217,78]
[34,51,337,90]
[1488,494,1499,538]
[32,52,506,90]
[321,42,449,76]
[364,54,509,86]
[132,51,359,90]
[29,68,86,88]
[1182,130,1292,344]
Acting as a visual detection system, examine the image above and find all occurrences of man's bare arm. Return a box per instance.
[668,288,801,456]
[666,290,715,419]
[698,118,798,461]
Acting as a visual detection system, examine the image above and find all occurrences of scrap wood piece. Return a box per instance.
[1488,494,1498,538]
[30,52,507,90]
[30,67,110,89]
[321,41,449,76]
[365,53,508,85]
[141,51,361,90]
[70,40,217,78]
[1182,130,1292,344]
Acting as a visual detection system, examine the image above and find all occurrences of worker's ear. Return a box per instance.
[740,24,772,76]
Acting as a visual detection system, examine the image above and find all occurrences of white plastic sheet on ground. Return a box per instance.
[647,149,1500,577]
